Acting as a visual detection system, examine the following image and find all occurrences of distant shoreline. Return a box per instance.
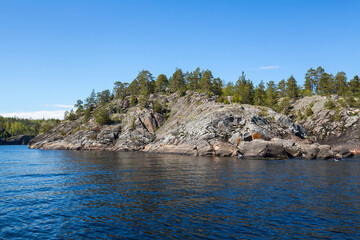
[0,135,34,146]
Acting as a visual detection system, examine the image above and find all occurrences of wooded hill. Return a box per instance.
[64,66,360,124]
[0,117,60,139]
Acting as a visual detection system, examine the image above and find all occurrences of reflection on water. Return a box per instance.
[0,146,359,239]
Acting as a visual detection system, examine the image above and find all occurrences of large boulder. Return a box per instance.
[238,140,289,159]
[332,146,354,158]
[271,138,302,157]
[317,145,334,160]
[302,144,338,160]
[302,144,320,160]
[210,140,239,157]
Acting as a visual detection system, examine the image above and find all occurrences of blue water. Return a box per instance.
[0,146,359,239]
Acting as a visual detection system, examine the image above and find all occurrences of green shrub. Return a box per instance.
[338,99,348,108]
[296,109,304,121]
[305,107,313,117]
[179,87,186,97]
[130,116,136,130]
[130,95,138,107]
[116,107,123,114]
[39,122,55,133]
[67,110,77,121]
[333,109,341,121]
[112,114,123,123]
[83,108,92,123]
[154,101,163,113]
[217,95,230,104]
[276,98,291,115]
[232,94,240,103]
[95,107,112,125]
[345,96,359,108]
[259,108,269,116]
[324,99,336,110]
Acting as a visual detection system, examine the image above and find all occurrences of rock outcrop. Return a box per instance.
[292,95,360,154]
[143,94,307,157]
[29,92,353,159]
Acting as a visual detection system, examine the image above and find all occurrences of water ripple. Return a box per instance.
[0,146,359,239]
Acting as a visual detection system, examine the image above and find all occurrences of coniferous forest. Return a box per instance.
[65,66,360,124]
[8,66,357,136]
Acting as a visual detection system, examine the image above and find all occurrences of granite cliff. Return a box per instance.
[29,92,354,159]
[291,95,360,153]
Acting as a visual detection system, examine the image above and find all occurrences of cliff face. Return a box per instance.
[29,92,353,159]
[143,94,306,157]
[292,95,360,150]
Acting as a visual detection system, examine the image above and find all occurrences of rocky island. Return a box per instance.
[29,68,360,159]
[29,93,357,159]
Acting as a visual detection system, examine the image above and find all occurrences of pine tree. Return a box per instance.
[334,72,348,96]
[155,74,168,93]
[113,82,129,100]
[67,109,77,121]
[277,79,286,98]
[286,75,299,98]
[97,90,111,105]
[235,72,254,104]
[348,75,360,97]
[186,67,201,91]
[222,82,236,96]
[136,70,155,96]
[212,77,223,96]
[168,68,185,93]
[74,100,84,117]
[304,68,316,94]
[253,81,265,106]
[199,70,213,94]
[317,72,334,95]
[265,81,277,108]
[84,90,97,111]
[304,66,325,94]
[314,66,325,94]
[128,79,139,96]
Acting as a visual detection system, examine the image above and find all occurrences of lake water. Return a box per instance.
[0,145,359,239]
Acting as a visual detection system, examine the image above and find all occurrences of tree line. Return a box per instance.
[0,117,60,138]
[67,66,360,123]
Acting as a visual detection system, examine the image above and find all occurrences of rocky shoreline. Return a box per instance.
[1,135,35,145]
[29,92,357,160]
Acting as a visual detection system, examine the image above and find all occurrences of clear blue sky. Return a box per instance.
[0,0,359,118]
